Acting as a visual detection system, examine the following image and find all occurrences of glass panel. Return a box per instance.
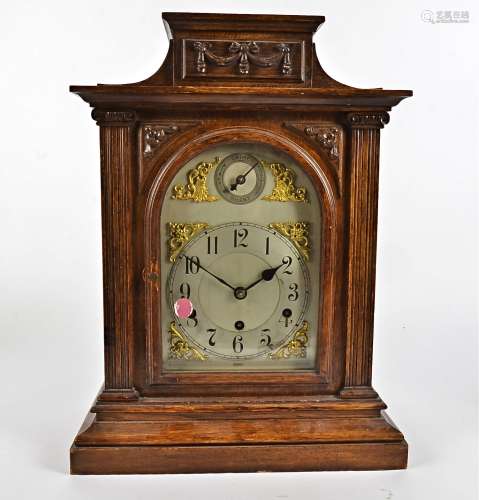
[160,143,321,372]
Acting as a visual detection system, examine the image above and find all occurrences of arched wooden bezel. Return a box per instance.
[142,126,341,395]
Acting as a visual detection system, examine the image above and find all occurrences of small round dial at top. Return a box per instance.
[214,153,266,204]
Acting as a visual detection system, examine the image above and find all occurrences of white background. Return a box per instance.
[0,1,477,499]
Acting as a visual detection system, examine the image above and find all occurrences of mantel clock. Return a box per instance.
[70,12,412,474]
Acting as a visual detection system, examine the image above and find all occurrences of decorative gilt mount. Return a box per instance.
[270,321,309,359]
[262,162,308,202]
[167,222,209,262]
[269,222,310,260]
[172,158,220,202]
[169,322,207,361]
[193,41,292,76]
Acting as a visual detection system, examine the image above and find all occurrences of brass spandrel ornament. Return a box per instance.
[262,162,308,202]
[167,222,209,262]
[168,322,207,361]
[171,158,220,202]
[270,321,309,359]
[269,222,310,260]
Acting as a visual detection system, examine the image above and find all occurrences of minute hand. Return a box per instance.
[245,263,284,291]
[181,255,235,291]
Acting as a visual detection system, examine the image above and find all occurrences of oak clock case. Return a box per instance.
[69,12,412,474]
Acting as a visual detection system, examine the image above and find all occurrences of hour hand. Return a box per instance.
[261,264,283,282]
[245,263,283,291]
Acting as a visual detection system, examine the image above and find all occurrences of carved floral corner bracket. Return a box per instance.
[269,222,310,261]
[167,222,209,262]
[143,125,180,157]
[262,162,308,202]
[172,158,220,202]
[284,123,342,165]
[270,321,309,359]
[142,122,200,159]
[304,126,341,162]
[169,322,207,361]
[193,41,292,76]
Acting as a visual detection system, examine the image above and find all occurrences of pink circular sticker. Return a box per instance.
[174,297,194,319]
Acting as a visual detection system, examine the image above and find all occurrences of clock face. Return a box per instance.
[160,142,321,372]
[167,222,310,359]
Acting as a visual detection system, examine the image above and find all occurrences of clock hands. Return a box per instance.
[229,161,260,191]
[180,255,283,301]
[179,255,235,291]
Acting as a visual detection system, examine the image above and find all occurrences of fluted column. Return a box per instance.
[340,112,389,399]
[92,110,138,401]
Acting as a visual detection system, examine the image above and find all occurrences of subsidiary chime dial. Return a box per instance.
[214,153,266,204]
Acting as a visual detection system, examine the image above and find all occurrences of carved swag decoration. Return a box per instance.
[193,41,292,76]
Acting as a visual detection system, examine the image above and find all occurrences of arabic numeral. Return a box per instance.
[279,315,291,327]
[186,309,198,327]
[185,256,200,274]
[260,329,272,347]
[233,335,244,353]
[282,256,293,275]
[288,283,299,301]
[179,282,191,298]
[207,328,216,346]
[233,228,248,248]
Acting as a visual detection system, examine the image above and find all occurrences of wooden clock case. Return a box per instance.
[70,13,412,474]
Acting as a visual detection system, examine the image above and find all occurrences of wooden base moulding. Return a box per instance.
[70,390,408,474]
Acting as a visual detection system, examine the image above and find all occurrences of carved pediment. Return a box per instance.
[72,13,412,106]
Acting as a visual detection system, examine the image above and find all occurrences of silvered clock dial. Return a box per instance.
[160,142,321,372]
[167,222,310,359]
